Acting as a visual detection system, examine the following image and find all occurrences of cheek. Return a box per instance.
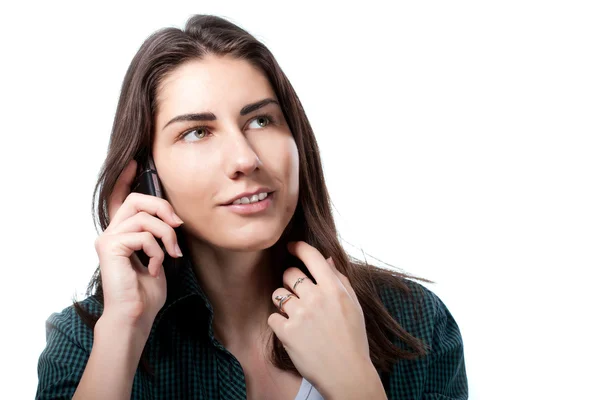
[286,138,300,193]
[255,134,299,216]
[167,171,221,242]
[264,135,298,178]
[278,138,300,210]
[160,160,216,216]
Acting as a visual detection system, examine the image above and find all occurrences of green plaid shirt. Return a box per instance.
[36,257,468,399]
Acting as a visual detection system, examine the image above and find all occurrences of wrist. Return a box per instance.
[96,311,153,338]
[95,312,151,354]
[74,312,150,399]
[325,362,387,400]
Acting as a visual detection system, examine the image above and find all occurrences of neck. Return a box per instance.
[184,236,285,348]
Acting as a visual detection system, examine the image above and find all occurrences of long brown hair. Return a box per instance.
[73,14,435,379]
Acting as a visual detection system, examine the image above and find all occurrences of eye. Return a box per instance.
[248,114,274,129]
[181,127,209,143]
[180,113,275,143]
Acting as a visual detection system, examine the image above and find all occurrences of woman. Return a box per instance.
[36,14,468,400]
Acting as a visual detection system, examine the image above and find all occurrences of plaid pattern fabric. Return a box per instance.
[36,257,468,399]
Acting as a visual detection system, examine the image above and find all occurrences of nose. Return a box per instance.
[225,130,261,178]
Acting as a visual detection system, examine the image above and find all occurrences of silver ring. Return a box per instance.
[293,277,306,291]
[275,293,295,312]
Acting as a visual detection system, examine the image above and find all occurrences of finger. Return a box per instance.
[108,159,138,223]
[109,192,183,230]
[110,211,183,259]
[287,241,337,287]
[129,252,149,275]
[283,267,315,296]
[327,257,360,306]
[115,231,166,277]
[272,289,299,317]
[267,312,287,340]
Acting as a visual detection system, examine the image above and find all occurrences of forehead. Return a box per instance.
[155,55,275,122]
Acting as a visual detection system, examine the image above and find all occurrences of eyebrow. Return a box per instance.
[162,98,279,130]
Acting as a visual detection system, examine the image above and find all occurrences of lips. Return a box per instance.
[222,188,274,205]
[222,191,275,214]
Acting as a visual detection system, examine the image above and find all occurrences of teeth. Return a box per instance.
[232,192,268,205]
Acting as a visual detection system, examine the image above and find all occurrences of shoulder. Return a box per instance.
[377,276,451,340]
[376,275,466,363]
[36,296,103,399]
[376,276,469,399]
[43,295,103,353]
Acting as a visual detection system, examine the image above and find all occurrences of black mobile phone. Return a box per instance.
[130,155,170,267]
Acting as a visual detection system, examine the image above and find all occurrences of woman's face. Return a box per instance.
[152,55,299,251]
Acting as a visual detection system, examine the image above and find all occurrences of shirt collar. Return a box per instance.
[147,256,217,345]
[143,253,390,380]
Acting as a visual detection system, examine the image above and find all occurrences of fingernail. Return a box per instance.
[172,213,184,225]
[175,243,183,257]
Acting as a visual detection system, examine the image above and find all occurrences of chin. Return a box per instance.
[218,229,283,252]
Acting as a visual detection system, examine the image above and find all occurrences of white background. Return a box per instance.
[1,1,598,399]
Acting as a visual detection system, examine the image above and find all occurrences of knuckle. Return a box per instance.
[100,237,120,256]
[94,235,103,251]
[280,321,291,336]
[282,268,293,280]
[134,211,152,223]
[125,192,140,203]
[155,250,165,263]
[142,231,155,242]
[137,210,151,218]
[305,293,321,308]
[294,306,307,320]
[95,234,114,251]
[161,199,175,214]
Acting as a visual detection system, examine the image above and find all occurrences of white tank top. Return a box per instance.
[294,377,324,400]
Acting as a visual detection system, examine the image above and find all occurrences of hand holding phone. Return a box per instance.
[93,158,184,332]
